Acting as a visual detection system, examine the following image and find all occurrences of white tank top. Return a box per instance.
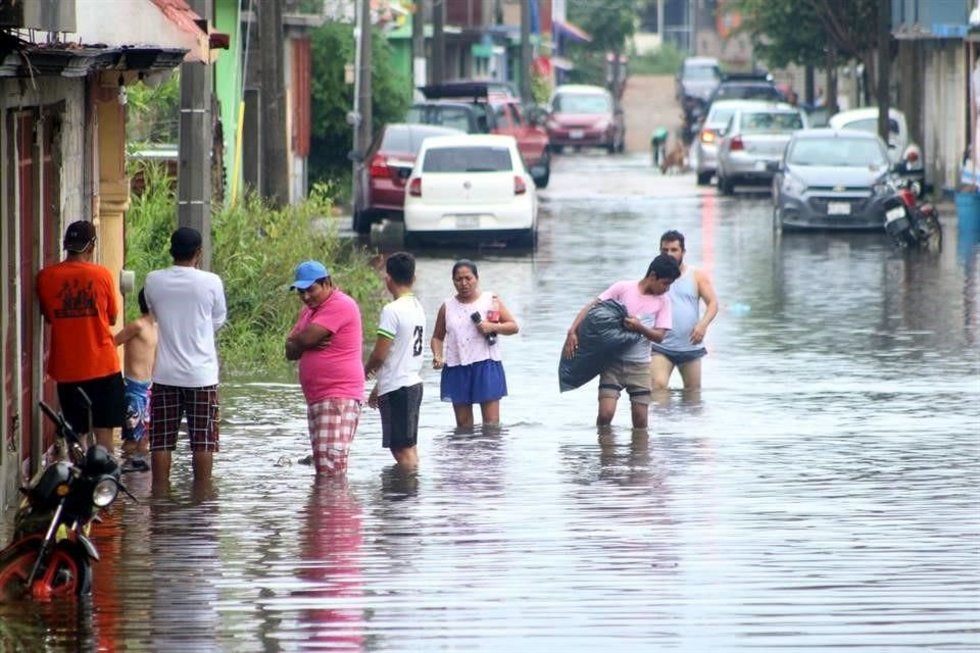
[443,291,501,366]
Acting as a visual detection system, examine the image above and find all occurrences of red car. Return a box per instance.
[545,84,625,154]
[352,123,462,234]
[414,82,552,188]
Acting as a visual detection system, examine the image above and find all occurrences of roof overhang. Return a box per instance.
[0,43,187,79]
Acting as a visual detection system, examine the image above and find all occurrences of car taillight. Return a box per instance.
[514,176,526,195]
[700,130,716,144]
[368,155,390,178]
[729,136,744,151]
[905,150,919,162]
[408,178,422,197]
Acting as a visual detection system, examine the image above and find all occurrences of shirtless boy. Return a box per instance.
[114,289,157,456]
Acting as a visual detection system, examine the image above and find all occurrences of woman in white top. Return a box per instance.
[430,259,519,428]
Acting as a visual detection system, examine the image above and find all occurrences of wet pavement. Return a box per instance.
[1,152,978,651]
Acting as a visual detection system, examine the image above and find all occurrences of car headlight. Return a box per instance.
[92,476,119,508]
[595,120,610,132]
[783,172,806,196]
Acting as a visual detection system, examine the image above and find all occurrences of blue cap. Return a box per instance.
[290,260,329,290]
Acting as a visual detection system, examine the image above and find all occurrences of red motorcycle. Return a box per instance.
[883,178,942,251]
[0,401,133,600]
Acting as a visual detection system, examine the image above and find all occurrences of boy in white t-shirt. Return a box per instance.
[365,252,427,469]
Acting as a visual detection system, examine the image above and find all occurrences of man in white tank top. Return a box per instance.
[651,230,719,391]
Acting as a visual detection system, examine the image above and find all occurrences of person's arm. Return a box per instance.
[285,323,331,361]
[364,335,394,379]
[691,269,719,345]
[212,279,228,331]
[475,296,520,338]
[562,298,599,359]
[114,321,142,347]
[623,315,667,343]
[430,304,447,369]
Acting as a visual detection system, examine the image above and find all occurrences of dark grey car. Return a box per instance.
[771,129,896,231]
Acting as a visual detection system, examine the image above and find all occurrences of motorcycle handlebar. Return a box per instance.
[38,400,81,447]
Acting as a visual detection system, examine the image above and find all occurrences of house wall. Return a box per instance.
[0,76,87,509]
[921,40,967,193]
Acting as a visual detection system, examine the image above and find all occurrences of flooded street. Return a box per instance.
[2,152,978,651]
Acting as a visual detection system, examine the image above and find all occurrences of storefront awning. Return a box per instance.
[553,19,591,43]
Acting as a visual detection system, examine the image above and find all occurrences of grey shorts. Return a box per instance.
[598,360,652,405]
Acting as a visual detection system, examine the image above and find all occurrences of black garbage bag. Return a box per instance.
[559,299,644,392]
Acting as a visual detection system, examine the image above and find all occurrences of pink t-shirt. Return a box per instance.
[598,280,672,363]
[292,289,365,402]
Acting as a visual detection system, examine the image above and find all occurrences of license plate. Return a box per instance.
[455,214,480,229]
[885,206,906,223]
[827,202,851,215]
[569,129,584,139]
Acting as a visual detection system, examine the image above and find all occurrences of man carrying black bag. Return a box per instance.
[560,255,680,429]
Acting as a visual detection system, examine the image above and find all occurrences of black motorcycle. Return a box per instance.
[0,401,133,600]
[883,178,942,251]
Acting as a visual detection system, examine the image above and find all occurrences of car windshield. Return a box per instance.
[422,146,513,173]
[787,137,888,167]
[406,106,473,133]
[684,66,720,81]
[838,116,900,135]
[553,93,611,113]
[740,111,803,133]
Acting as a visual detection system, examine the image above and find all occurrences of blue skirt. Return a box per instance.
[440,359,508,405]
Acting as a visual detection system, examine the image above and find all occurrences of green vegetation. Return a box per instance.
[628,42,686,75]
[124,161,385,377]
[126,72,181,144]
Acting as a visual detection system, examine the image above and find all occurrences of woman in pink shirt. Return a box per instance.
[430,260,519,428]
[285,260,365,475]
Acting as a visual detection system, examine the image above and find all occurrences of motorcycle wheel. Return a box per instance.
[0,539,92,600]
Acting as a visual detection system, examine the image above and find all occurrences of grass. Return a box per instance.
[123,160,385,377]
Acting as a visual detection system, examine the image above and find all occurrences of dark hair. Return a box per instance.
[646,253,681,281]
[170,226,202,261]
[386,251,416,285]
[659,229,686,251]
[451,258,478,279]
[137,288,149,315]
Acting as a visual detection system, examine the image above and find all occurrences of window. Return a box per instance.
[740,111,803,132]
[422,146,513,173]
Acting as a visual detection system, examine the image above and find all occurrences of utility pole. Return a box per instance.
[519,0,531,104]
[432,0,444,85]
[260,0,289,208]
[876,0,891,145]
[357,0,372,155]
[412,0,426,89]
[177,0,213,268]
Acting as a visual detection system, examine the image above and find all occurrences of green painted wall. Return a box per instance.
[215,0,244,204]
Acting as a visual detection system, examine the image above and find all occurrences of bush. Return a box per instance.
[629,42,686,75]
[124,160,385,377]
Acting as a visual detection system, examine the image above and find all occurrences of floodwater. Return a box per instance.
[1,153,978,652]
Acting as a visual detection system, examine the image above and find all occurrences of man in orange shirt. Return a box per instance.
[36,220,124,450]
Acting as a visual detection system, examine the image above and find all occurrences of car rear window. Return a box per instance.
[715,85,783,102]
[838,117,900,135]
[380,128,411,152]
[787,138,888,167]
[740,111,803,132]
[707,107,736,126]
[684,65,721,81]
[553,93,611,113]
[422,146,513,173]
[406,106,474,133]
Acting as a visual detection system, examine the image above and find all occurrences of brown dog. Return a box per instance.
[660,141,688,175]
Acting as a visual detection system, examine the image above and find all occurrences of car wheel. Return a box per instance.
[352,209,374,235]
[551,144,564,154]
[696,171,712,186]
[606,142,616,155]
[533,167,550,189]
[717,173,734,195]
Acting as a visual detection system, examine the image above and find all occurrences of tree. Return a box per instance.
[309,22,410,184]
[566,0,641,90]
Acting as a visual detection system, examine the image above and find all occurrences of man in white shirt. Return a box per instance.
[144,227,227,489]
[364,252,426,469]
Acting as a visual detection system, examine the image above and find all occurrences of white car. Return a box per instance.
[691,99,773,186]
[828,107,925,191]
[403,134,538,247]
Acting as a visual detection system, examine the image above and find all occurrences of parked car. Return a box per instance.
[715,103,807,194]
[403,134,538,248]
[351,123,463,234]
[545,84,625,154]
[690,99,762,186]
[676,56,722,128]
[406,100,494,134]
[706,72,786,111]
[771,128,897,231]
[410,82,551,187]
[828,107,925,192]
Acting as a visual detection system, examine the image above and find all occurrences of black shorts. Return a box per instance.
[57,372,125,435]
[378,383,423,450]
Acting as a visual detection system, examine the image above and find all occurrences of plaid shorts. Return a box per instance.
[307,398,361,476]
[149,384,220,452]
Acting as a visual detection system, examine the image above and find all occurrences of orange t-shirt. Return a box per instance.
[35,261,120,382]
